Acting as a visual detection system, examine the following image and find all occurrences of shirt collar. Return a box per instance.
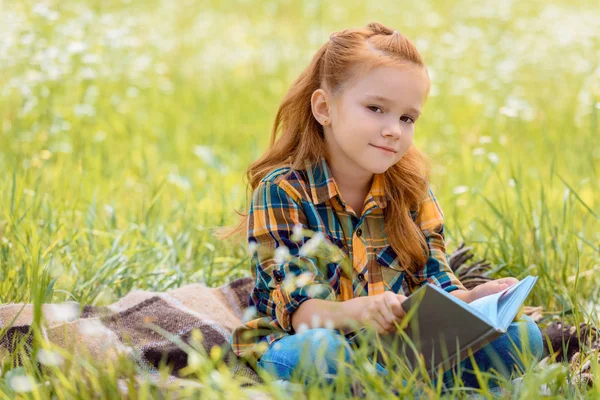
[304,158,387,210]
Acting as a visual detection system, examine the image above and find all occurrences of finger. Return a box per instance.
[375,305,395,332]
[386,295,406,319]
[371,317,389,334]
[497,277,518,286]
[376,305,395,329]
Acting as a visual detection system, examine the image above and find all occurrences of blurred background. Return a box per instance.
[0,0,598,319]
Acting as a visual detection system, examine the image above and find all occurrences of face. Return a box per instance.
[317,65,429,178]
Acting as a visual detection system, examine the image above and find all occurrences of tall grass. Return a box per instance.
[0,0,599,397]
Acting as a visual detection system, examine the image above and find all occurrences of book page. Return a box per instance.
[467,290,502,325]
[497,275,537,327]
[465,276,537,329]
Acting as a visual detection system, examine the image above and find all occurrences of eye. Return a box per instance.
[400,115,415,124]
[367,105,383,113]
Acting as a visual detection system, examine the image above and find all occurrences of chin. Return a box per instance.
[366,163,394,174]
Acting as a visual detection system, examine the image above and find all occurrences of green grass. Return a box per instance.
[0,0,599,398]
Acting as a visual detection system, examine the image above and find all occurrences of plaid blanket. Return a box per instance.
[0,277,261,390]
[1,274,597,392]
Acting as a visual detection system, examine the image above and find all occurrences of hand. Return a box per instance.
[468,277,519,302]
[359,291,407,335]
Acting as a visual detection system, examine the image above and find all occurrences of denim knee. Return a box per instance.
[258,328,352,383]
[297,328,352,365]
[506,314,544,366]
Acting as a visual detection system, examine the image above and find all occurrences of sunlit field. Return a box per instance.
[1,0,599,398]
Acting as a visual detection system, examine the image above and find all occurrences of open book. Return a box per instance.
[355,275,538,377]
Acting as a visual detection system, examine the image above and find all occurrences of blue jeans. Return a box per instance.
[257,315,543,393]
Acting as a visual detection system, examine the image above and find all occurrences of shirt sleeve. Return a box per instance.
[249,180,337,333]
[409,185,467,293]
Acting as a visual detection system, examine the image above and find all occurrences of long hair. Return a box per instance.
[217,22,432,275]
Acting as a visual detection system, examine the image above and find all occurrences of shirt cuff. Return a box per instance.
[273,283,336,333]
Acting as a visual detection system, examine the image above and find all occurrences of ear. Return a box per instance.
[310,88,331,126]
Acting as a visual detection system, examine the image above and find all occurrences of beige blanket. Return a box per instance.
[0,277,261,390]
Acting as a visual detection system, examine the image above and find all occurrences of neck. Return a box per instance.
[327,156,373,200]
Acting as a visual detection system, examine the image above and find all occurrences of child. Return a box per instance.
[227,22,543,393]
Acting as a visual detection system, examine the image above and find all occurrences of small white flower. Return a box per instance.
[296,323,309,334]
[77,319,108,337]
[564,188,570,202]
[291,223,304,241]
[104,204,114,216]
[274,246,290,264]
[293,224,303,237]
[241,306,257,322]
[282,275,296,294]
[187,351,202,369]
[37,349,64,367]
[48,302,80,322]
[324,319,335,330]
[478,136,492,144]
[193,145,217,165]
[472,147,485,156]
[363,362,376,375]
[247,241,258,256]
[9,375,34,393]
[453,186,469,195]
[508,179,516,187]
[295,272,314,288]
[310,314,321,328]
[487,152,499,164]
[299,232,324,257]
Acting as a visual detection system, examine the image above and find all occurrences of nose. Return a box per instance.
[380,120,403,139]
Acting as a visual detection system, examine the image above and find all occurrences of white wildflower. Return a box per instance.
[453,186,469,195]
[37,349,64,367]
[499,106,518,118]
[104,204,114,217]
[472,147,485,156]
[274,246,290,264]
[187,351,202,369]
[487,152,499,164]
[78,319,108,337]
[247,241,258,256]
[9,375,34,393]
[324,319,335,330]
[296,323,309,334]
[73,103,95,118]
[48,302,80,322]
[282,275,296,294]
[310,314,321,328]
[67,41,87,54]
[295,272,314,288]
[193,145,217,165]
[241,306,257,322]
[478,136,492,144]
[167,173,190,191]
[299,232,324,257]
[291,223,304,241]
[508,179,516,187]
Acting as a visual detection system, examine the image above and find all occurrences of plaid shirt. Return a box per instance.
[230,157,466,361]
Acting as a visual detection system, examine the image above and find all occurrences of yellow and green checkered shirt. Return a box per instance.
[230,157,466,360]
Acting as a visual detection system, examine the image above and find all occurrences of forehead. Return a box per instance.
[338,65,429,110]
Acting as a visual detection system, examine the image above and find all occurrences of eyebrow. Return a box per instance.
[364,95,421,116]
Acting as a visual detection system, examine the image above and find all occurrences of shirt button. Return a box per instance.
[273,270,284,283]
[356,228,362,237]
[357,273,365,282]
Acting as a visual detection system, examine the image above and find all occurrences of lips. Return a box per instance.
[370,144,397,153]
